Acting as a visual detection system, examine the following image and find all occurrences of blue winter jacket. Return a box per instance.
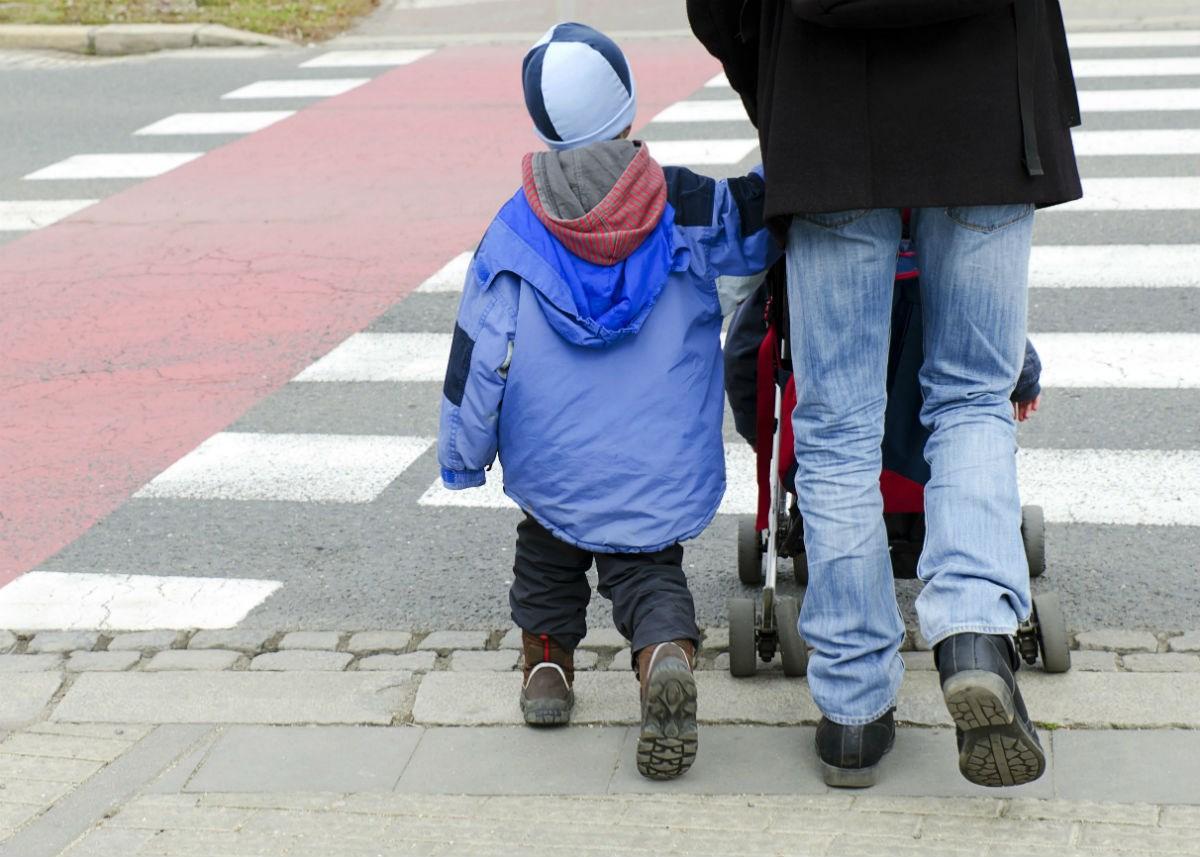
[438,148,777,553]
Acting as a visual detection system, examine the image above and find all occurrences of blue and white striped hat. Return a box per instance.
[522,22,638,151]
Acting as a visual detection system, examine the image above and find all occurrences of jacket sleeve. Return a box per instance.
[1011,338,1042,403]
[686,0,761,125]
[667,164,782,289]
[789,0,1015,28]
[437,261,519,489]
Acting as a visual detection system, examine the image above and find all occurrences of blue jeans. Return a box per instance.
[786,205,1035,725]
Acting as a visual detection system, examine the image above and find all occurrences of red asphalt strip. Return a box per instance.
[0,41,720,584]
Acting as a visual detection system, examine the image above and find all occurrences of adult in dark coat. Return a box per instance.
[689,0,1081,790]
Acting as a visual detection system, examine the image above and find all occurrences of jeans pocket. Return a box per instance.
[798,208,871,230]
[944,204,1035,234]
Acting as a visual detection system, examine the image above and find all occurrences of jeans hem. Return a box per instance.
[819,697,900,728]
[923,624,1019,649]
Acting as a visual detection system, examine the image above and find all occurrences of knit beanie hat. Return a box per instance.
[522,22,638,151]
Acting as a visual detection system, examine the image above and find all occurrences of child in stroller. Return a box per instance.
[721,234,1070,679]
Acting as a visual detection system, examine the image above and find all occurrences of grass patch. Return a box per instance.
[0,0,382,42]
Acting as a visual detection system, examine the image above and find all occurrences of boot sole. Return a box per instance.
[521,690,574,727]
[943,670,1045,787]
[821,761,881,789]
[637,662,698,780]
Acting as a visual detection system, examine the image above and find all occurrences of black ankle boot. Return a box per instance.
[936,632,1046,787]
[815,708,895,788]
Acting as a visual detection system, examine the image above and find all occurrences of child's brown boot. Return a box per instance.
[520,631,575,726]
[634,640,698,779]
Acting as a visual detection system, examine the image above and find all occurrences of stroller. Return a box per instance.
[723,232,1071,679]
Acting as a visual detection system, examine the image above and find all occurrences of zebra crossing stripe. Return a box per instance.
[418,445,1200,527]
[1071,129,1200,156]
[1029,246,1200,289]
[300,50,433,68]
[294,333,450,382]
[647,139,759,166]
[135,112,295,136]
[1073,57,1200,77]
[416,252,473,293]
[1034,333,1200,388]
[0,200,97,231]
[0,571,281,631]
[1058,178,1200,211]
[1068,30,1200,49]
[222,79,369,99]
[652,100,751,123]
[24,153,203,181]
[135,433,434,503]
[1078,89,1200,112]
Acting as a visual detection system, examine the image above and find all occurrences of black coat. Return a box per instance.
[687,0,1083,226]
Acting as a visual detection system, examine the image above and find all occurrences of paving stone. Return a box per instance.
[51,671,415,725]
[574,650,599,671]
[1052,650,1117,672]
[28,631,100,654]
[1075,629,1159,653]
[1053,729,1200,803]
[1169,632,1200,653]
[701,627,729,651]
[1003,798,1158,826]
[0,801,41,830]
[0,777,77,804]
[901,651,936,670]
[1161,806,1200,828]
[605,648,633,670]
[106,631,181,651]
[1123,653,1200,672]
[28,723,151,741]
[0,631,16,654]
[145,650,240,671]
[277,631,342,651]
[451,650,519,671]
[709,652,729,672]
[65,651,141,672]
[346,631,413,654]
[186,725,423,793]
[854,795,1003,818]
[59,826,158,857]
[1080,822,1200,854]
[497,627,522,650]
[417,631,488,652]
[0,674,63,728]
[188,629,275,653]
[579,628,628,651]
[0,752,102,783]
[0,731,133,763]
[357,652,437,672]
[250,651,352,671]
[0,654,62,672]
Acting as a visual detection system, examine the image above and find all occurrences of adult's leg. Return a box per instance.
[910,205,1034,643]
[786,209,906,726]
[595,543,699,659]
[509,514,593,651]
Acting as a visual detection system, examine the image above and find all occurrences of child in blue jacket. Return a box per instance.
[437,22,777,780]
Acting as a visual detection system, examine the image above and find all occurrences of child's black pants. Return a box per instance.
[509,515,700,655]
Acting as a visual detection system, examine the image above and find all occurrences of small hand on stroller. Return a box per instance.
[1014,395,1042,423]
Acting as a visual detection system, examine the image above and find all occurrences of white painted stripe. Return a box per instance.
[222,79,369,99]
[416,251,473,293]
[0,199,97,230]
[1029,245,1200,289]
[1071,129,1200,156]
[0,571,281,631]
[1079,89,1200,112]
[1068,31,1200,49]
[648,139,758,166]
[1056,177,1200,211]
[295,333,449,382]
[705,72,731,89]
[134,111,295,136]
[300,49,433,68]
[652,100,751,123]
[1018,449,1200,528]
[25,153,203,181]
[1073,57,1200,78]
[135,433,433,503]
[419,444,1200,528]
[1035,333,1200,388]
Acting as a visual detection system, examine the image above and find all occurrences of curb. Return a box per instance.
[0,23,292,56]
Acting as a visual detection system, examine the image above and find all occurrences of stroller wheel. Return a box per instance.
[1033,591,1071,674]
[1022,505,1046,579]
[737,517,764,585]
[791,553,809,586]
[728,597,758,678]
[774,596,807,678]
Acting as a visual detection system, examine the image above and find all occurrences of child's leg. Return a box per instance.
[509,515,593,726]
[595,545,699,780]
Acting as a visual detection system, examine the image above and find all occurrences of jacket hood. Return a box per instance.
[487,140,685,349]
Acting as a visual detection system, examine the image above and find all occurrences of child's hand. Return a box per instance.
[1014,395,1041,423]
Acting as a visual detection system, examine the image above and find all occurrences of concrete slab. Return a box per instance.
[51,672,414,725]
[609,726,828,795]
[396,726,626,794]
[0,673,62,728]
[185,725,423,793]
[1053,730,1200,803]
